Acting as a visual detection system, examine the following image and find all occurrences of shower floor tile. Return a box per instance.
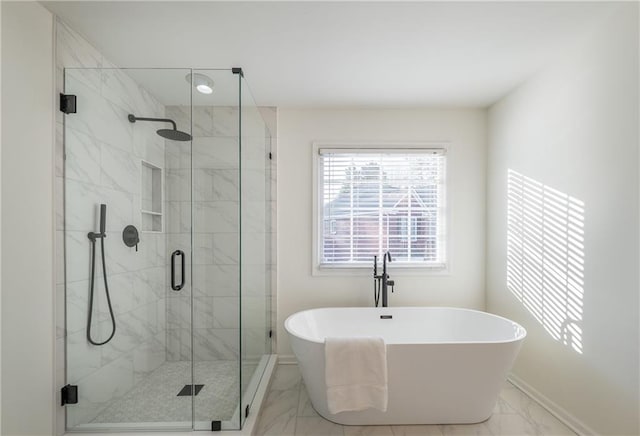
[91,360,238,424]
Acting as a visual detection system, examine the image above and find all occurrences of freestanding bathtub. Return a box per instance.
[285,307,526,425]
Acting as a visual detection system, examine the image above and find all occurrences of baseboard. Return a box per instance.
[277,354,298,365]
[507,373,598,436]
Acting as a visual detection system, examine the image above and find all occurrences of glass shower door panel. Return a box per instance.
[63,68,193,431]
[190,69,241,431]
[239,75,272,428]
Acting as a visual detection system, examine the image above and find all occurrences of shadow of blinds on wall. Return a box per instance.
[506,169,585,354]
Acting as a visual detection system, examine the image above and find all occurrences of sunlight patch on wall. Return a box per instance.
[507,170,585,354]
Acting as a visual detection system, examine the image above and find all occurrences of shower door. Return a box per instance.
[63,68,195,431]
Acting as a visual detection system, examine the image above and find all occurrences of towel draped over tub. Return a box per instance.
[324,336,388,414]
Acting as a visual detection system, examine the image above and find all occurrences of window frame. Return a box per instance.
[312,142,451,276]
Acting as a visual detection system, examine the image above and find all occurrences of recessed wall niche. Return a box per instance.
[141,160,163,232]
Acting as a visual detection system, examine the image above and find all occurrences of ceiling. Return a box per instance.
[43,1,619,108]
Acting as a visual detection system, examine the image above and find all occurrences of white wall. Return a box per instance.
[486,4,639,435]
[1,2,55,435]
[277,108,486,357]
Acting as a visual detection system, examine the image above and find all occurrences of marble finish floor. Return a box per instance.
[255,364,577,436]
[92,360,238,424]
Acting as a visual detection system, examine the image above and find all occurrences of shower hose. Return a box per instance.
[87,236,116,345]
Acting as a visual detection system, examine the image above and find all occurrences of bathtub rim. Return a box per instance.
[284,306,527,346]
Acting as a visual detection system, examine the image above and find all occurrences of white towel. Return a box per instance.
[324,336,388,414]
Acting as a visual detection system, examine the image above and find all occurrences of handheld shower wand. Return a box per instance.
[87,204,116,346]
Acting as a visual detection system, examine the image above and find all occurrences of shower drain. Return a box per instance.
[177,384,204,396]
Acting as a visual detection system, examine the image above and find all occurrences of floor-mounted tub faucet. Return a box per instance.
[373,251,395,307]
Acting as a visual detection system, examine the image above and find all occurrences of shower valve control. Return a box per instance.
[123,225,140,251]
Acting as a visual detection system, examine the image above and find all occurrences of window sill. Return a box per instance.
[312,263,450,277]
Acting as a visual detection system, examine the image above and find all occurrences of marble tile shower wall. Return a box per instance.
[164,105,243,364]
[55,19,168,430]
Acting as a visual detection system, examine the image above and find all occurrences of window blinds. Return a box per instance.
[319,148,447,267]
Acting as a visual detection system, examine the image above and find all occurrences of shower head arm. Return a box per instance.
[128,114,177,130]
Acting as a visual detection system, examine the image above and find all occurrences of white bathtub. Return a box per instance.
[284,307,526,425]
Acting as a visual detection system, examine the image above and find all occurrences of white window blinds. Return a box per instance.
[318,148,447,267]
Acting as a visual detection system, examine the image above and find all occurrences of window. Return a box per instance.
[317,147,447,268]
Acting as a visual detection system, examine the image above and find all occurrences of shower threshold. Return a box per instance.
[65,355,276,434]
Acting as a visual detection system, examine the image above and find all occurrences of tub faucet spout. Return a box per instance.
[373,251,394,307]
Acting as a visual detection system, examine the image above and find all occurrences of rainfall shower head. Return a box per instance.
[156,128,192,141]
[128,114,192,142]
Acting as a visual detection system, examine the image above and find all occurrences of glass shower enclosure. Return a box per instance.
[62,67,272,431]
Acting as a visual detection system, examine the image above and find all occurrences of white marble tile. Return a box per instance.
[243,327,269,361]
[65,231,91,282]
[242,200,268,233]
[193,105,214,137]
[213,106,239,137]
[65,77,133,153]
[99,311,145,366]
[66,330,102,382]
[344,426,394,436]
[81,354,134,404]
[132,301,160,338]
[193,328,239,361]
[65,181,133,233]
[133,121,165,166]
[391,425,443,435]
[165,105,191,134]
[132,334,165,384]
[194,201,239,233]
[193,137,239,169]
[101,68,164,117]
[213,232,239,265]
[134,266,165,305]
[194,168,215,201]
[192,264,239,297]
[271,364,302,392]
[242,266,268,298]
[193,233,215,265]
[165,140,192,170]
[166,201,191,233]
[167,296,191,329]
[65,127,102,184]
[519,401,576,436]
[156,300,167,332]
[295,417,345,436]
[242,168,267,201]
[297,384,319,417]
[166,168,191,202]
[486,413,537,436]
[57,20,102,92]
[255,388,298,436]
[193,296,215,328]
[213,169,239,201]
[213,296,240,328]
[440,423,492,436]
[100,143,139,194]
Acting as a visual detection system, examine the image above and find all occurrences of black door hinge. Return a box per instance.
[211,420,221,431]
[269,329,273,338]
[61,384,78,406]
[245,404,250,418]
[60,94,77,114]
[268,152,273,160]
